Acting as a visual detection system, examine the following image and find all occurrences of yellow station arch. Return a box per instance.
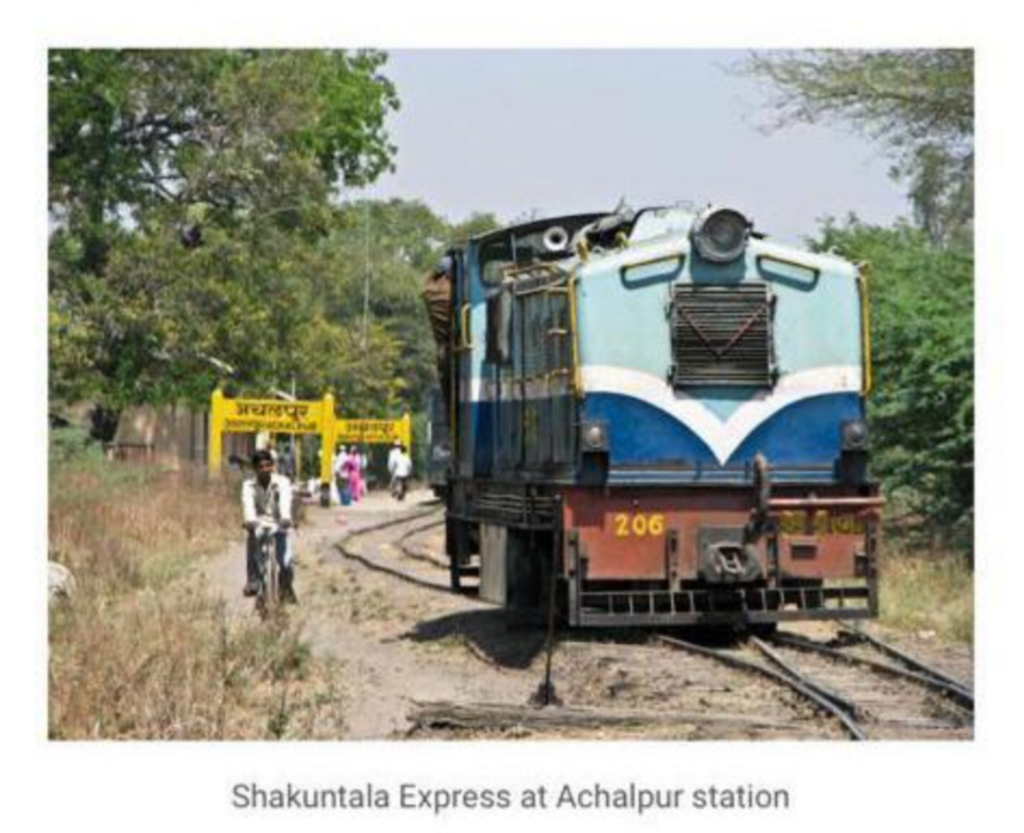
[208,389,412,502]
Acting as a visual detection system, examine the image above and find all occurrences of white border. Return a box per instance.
[4,5,1018,833]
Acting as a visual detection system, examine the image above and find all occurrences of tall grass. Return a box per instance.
[879,541,973,643]
[48,442,345,739]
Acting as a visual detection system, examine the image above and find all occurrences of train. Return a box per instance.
[424,203,882,628]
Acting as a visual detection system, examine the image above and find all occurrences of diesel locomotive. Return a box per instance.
[425,204,882,628]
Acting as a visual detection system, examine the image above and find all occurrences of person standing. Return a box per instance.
[348,447,364,503]
[359,448,370,498]
[389,444,413,501]
[333,444,350,505]
[279,444,297,481]
[387,439,402,478]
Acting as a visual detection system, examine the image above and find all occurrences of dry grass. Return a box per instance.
[48,455,346,739]
[878,543,973,644]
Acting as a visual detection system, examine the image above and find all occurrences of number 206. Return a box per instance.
[613,513,666,537]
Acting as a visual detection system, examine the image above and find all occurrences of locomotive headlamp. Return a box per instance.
[691,207,752,264]
[580,420,609,453]
[841,419,870,451]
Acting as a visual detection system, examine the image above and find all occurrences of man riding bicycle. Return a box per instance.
[242,449,297,603]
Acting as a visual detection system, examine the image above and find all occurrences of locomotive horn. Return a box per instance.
[542,225,570,253]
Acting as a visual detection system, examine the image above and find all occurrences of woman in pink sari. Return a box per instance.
[345,446,363,503]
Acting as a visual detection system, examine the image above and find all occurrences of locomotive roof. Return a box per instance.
[451,205,858,277]
[459,211,612,245]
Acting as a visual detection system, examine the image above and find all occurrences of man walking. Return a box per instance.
[388,444,413,501]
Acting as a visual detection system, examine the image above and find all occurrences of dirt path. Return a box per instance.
[204,489,973,741]
[206,489,535,739]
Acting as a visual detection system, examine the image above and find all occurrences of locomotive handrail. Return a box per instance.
[502,261,562,280]
[857,262,874,396]
[456,303,473,351]
[568,269,583,399]
[516,284,569,298]
[767,497,886,510]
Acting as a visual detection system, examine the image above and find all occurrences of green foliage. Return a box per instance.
[741,50,973,245]
[49,424,104,468]
[48,48,500,436]
[736,49,975,556]
[815,220,973,551]
[319,200,498,417]
[49,50,398,413]
[411,409,431,478]
[49,50,397,237]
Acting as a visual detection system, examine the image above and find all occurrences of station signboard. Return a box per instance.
[208,389,411,503]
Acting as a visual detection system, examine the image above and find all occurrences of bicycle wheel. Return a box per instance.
[257,537,279,618]
[266,539,279,615]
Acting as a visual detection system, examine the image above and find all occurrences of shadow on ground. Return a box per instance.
[403,610,765,670]
[402,609,548,669]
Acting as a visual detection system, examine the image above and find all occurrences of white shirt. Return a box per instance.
[242,473,293,525]
[392,452,413,479]
[387,446,402,475]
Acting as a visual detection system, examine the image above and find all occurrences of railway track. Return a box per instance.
[394,517,449,569]
[773,629,974,710]
[657,630,972,740]
[334,503,477,595]
[838,623,974,699]
[330,510,972,740]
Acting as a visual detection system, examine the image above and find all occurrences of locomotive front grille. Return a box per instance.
[670,283,774,388]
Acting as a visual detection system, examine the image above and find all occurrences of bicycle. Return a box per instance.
[250,518,282,618]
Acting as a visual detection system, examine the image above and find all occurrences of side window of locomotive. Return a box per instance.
[479,236,513,287]
[670,284,776,388]
[479,229,561,286]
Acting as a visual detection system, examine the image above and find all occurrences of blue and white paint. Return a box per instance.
[461,207,866,481]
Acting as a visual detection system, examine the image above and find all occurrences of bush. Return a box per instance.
[816,220,973,555]
[49,424,104,467]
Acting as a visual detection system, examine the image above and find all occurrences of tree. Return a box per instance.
[49,51,398,256]
[740,50,973,245]
[48,49,503,456]
[48,50,400,414]
[321,200,499,417]
[815,220,973,552]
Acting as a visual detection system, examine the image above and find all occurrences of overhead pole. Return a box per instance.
[361,199,372,349]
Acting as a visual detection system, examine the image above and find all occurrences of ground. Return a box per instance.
[207,489,535,738]
[204,489,973,740]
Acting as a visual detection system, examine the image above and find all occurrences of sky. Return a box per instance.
[358,50,910,246]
